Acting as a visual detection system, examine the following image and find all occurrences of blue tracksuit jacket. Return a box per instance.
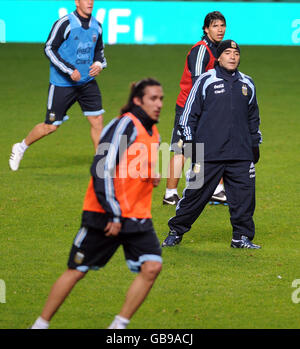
[179,65,262,162]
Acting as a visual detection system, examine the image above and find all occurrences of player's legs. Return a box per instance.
[41,269,86,322]
[163,105,185,205]
[108,229,162,329]
[26,84,76,145]
[166,153,185,189]
[77,80,105,151]
[223,161,260,249]
[118,261,162,320]
[24,123,59,146]
[9,123,59,171]
[9,84,76,171]
[162,162,224,247]
[30,225,121,329]
[87,115,103,151]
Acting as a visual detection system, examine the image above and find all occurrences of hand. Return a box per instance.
[70,69,81,82]
[104,221,121,237]
[89,62,102,77]
[152,173,161,187]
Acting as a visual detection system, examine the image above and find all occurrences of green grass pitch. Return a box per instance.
[0,43,299,329]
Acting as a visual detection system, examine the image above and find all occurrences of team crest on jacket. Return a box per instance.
[242,84,248,96]
[93,34,97,42]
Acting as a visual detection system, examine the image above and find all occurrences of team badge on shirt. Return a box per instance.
[242,84,248,96]
[92,34,97,42]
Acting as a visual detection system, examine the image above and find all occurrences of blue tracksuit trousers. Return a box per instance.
[168,160,256,240]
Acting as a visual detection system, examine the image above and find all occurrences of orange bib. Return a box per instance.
[83,113,160,219]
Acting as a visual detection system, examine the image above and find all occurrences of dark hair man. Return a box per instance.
[162,40,262,249]
[163,11,227,206]
[9,0,106,171]
[30,78,164,329]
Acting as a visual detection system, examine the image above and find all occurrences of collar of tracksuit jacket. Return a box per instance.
[130,105,158,136]
[74,10,91,29]
[215,65,241,82]
[203,35,218,50]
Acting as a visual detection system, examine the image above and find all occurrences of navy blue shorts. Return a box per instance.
[45,79,104,126]
[68,226,162,273]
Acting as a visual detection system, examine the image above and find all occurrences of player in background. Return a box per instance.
[163,11,227,206]
[29,78,163,329]
[9,0,106,171]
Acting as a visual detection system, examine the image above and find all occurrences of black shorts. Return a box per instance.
[170,104,184,154]
[45,79,104,125]
[67,226,162,273]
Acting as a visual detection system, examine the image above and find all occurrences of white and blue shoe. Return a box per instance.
[9,143,24,171]
[209,190,228,205]
[162,231,183,247]
[231,236,261,249]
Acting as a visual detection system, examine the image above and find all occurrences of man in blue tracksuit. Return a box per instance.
[9,0,107,171]
[162,40,262,249]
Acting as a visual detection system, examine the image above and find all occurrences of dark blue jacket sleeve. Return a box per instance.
[90,117,137,222]
[188,45,210,85]
[248,80,262,147]
[93,21,107,68]
[179,76,205,142]
[44,17,76,75]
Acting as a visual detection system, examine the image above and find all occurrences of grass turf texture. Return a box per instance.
[0,44,299,329]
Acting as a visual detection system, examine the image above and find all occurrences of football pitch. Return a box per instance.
[0,43,299,329]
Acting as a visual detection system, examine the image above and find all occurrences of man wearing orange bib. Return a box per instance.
[30,78,164,330]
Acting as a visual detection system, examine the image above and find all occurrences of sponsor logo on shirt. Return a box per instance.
[214,83,225,94]
[214,83,224,89]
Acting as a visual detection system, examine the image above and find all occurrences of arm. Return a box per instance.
[89,22,107,77]
[179,77,205,163]
[188,45,210,85]
[90,117,137,228]
[179,76,204,142]
[248,80,262,163]
[44,17,78,80]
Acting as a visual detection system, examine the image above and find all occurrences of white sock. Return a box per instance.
[213,183,224,195]
[108,315,130,329]
[19,139,29,153]
[165,188,178,198]
[31,316,49,329]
